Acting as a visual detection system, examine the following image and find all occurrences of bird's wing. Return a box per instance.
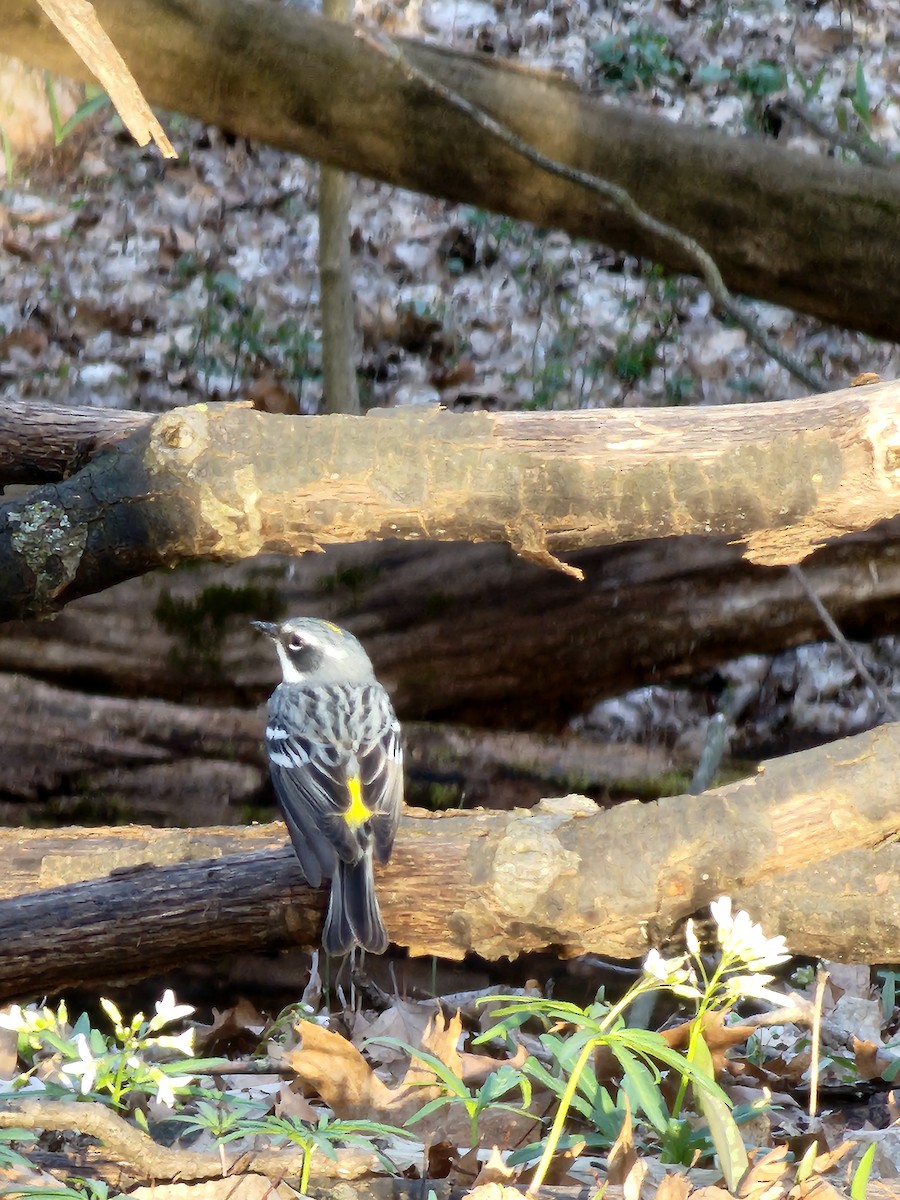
[262,720,357,883]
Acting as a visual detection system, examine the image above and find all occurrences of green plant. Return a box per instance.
[240,1114,412,1193]
[735,60,786,97]
[44,75,111,145]
[851,1141,877,1200]
[592,29,685,91]
[0,992,225,1118]
[0,1127,37,1173]
[477,896,789,1192]
[1,127,13,182]
[367,1040,533,1149]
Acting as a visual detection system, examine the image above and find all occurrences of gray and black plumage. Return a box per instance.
[252,617,403,955]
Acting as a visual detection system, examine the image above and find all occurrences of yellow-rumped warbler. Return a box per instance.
[253,617,403,955]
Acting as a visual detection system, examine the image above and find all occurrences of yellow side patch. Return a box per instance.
[344,776,373,828]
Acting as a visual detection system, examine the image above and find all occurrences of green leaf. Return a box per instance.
[611,1045,668,1133]
[852,60,871,125]
[691,1035,748,1192]
[851,1142,877,1200]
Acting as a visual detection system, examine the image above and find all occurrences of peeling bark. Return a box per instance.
[4,389,900,624]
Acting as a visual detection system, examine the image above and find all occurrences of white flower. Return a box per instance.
[152,1029,195,1057]
[0,1005,25,1032]
[710,897,790,971]
[720,972,786,1008]
[148,990,194,1033]
[149,1068,192,1109]
[643,948,701,998]
[61,1033,98,1095]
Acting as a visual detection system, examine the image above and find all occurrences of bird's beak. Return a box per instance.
[251,620,279,639]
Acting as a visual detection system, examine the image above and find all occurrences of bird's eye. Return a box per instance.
[287,636,306,654]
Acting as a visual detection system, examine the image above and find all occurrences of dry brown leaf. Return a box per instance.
[275,1081,319,1123]
[608,1097,646,1200]
[278,1008,538,1147]
[737,1145,793,1199]
[460,1040,528,1087]
[0,328,49,359]
[247,371,300,415]
[278,1019,403,1119]
[852,1036,892,1081]
[788,1180,845,1200]
[656,1172,695,1200]
[410,1010,464,1087]
[811,1140,856,1175]
[851,373,881,386]
[465,1185,528,1200]
[195,997,267,1056]
[471,1145,520,1187]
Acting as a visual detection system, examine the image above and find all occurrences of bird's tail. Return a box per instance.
[323,853,389,956]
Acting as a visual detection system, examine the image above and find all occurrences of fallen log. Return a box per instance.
[5,1,900,338]
[4,389,900,627]
[0,672,683,826]
[1,721,899,1000]
[3,515,900,731]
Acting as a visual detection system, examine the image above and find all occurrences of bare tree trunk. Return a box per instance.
[319,0,360,415]
[319,164,360,413]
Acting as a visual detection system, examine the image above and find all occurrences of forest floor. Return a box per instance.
[2,1,900,1196]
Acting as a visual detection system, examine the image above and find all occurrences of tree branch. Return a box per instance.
[361,29,826,394]
[4,0,900,338]
[4,388,900,620]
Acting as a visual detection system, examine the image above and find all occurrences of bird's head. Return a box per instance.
[252,617,375,685]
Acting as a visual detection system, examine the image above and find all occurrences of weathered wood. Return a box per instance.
[2,721,900,999]
[4,390,900,624]
[4,1,900,338]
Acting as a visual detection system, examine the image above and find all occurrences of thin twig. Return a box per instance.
[809,967,829,1119]
[358,28,828,395]
[789,564,900,721]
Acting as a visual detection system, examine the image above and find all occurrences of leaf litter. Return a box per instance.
[3,0,900,1195]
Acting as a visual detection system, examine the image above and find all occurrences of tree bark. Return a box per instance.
[3,389,900,624]
[4,0,900,339]
[0,401,150,485]
[2,719,900,999]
